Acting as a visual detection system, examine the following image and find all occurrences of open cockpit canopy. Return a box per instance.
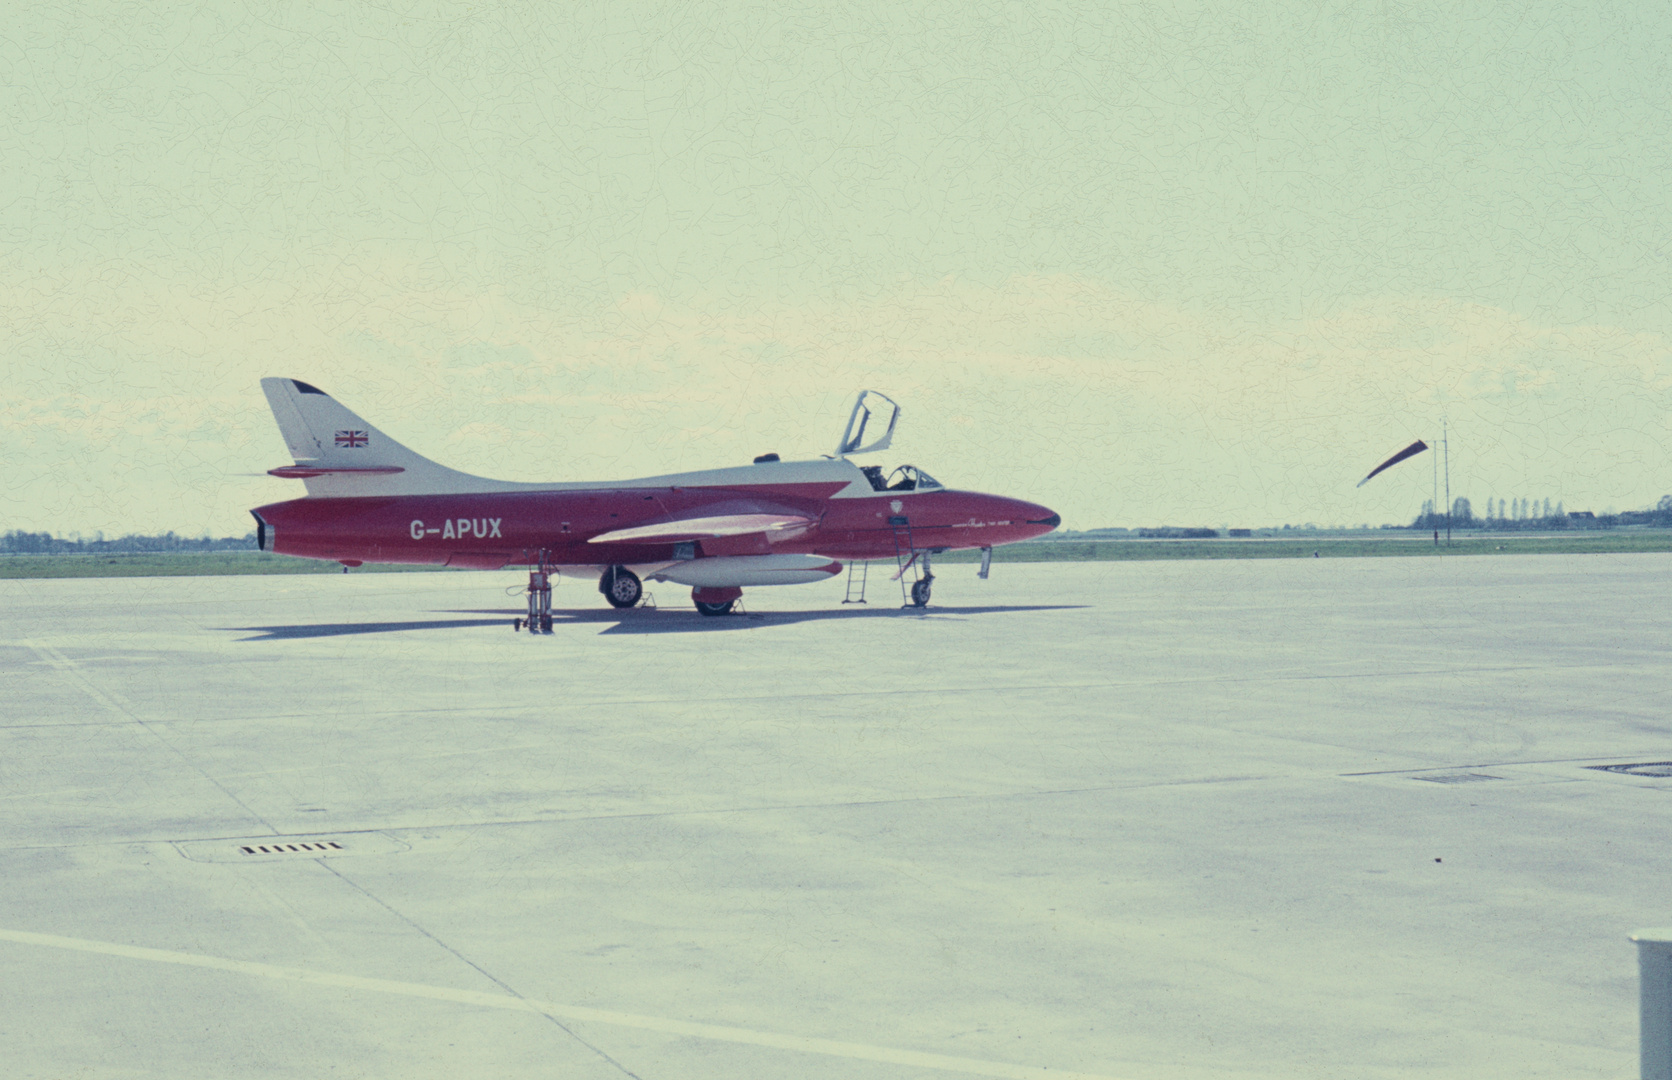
[834,390,900,457]
[835,391,943,491]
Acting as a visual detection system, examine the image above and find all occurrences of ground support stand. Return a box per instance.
[514,553,555,633]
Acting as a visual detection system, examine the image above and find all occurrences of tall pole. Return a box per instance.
[1432,432,1439,546]
[1443,418,1452,547]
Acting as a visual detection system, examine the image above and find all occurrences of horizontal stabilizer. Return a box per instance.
[588,513,814,545]
[268,466,405,479]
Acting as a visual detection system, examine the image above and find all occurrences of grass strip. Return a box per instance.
[936,533,1672,562]
[0,552,447,579]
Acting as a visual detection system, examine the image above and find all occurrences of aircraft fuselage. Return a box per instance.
[248,378,1059,614]
[253,461,1057,571]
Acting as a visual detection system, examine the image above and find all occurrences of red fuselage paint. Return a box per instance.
[253,483,1057,569]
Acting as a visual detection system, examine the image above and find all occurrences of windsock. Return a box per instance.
[1357,440,1428,488]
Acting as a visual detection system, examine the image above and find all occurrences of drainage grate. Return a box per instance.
[1587,762,1672,777]
[1414,772,1504,784]
[240,841,343,856]
[174,831,408,864]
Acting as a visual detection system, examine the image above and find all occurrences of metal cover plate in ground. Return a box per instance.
[173,832,410,863]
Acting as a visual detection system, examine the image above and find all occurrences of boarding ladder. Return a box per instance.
[889,515,931,607]
[842,517,933,607]
[842,559,869,604]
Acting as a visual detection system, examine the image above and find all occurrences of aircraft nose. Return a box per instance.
[1017,500,1059,532]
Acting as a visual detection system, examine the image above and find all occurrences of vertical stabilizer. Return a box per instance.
[259,378,523,497]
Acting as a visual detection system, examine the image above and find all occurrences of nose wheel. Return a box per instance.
[910,576,933,607]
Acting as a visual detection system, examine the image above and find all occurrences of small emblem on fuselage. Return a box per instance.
[890,499,903,513]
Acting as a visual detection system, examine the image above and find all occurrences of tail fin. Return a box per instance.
[260,378,523,497]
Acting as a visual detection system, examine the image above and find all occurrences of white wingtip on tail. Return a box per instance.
[259,378,501,497]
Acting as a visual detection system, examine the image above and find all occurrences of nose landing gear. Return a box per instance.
[889,515,934,608]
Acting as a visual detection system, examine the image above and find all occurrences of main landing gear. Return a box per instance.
[599,565,643,609]
[692,585,741,616]
[910,575,933,607]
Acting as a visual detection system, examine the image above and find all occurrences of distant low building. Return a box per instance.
[1228,529,1252,538]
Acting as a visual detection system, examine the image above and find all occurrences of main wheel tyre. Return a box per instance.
[910,578,932,607]
[695,599,735,617]
[600,566,642,609]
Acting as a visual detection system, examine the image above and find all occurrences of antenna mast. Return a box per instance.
[1443,418,1451,547]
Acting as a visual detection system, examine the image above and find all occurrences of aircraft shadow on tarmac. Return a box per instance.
[224,617,516,641]
[223,604,1083,640]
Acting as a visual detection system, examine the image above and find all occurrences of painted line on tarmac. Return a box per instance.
[22,642,280,832]
[23,640,133,717]
[0,927,1123,1080]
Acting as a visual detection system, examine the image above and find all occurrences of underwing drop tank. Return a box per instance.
[651,554,844,588]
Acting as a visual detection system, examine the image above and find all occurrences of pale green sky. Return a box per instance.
[4,2,1670,534]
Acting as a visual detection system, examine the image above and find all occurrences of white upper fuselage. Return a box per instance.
[292,454,889,500]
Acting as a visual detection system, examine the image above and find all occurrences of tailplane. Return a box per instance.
[260,378,522,497]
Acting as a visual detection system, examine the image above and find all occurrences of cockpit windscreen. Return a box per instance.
[859,465,943,492]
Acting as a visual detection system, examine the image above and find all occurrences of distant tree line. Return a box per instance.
[0,530,257,554]
[1411,495,1672,530]
[1137,527,1221,538]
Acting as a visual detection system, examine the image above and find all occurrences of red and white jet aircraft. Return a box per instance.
[250,379,1059,627]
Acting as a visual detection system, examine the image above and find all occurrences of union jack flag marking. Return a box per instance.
[335,430,368,448]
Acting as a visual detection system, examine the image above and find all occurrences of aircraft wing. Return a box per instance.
[587,512,816,545]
